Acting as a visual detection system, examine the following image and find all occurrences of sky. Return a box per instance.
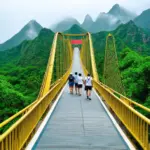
[0,0,150,43]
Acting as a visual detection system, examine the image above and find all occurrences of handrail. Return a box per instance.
[93,80,150,150]
[80,35,150,150]
[102,83,150,113]
[0,32,58,130]
[0,100,37,128]
[0,79,62,129]
[0,33,72,146]
[0,64,72,150]
[81,57,150,114]
[81,33,150,113]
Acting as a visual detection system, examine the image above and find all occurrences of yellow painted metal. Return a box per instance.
[0,65,72,150]
[0,100,37,128]
[80,34,150,150]
[87,32,99,82]
[93,80,150,150]
[0,32,73,150]
[104,34,125,95]
[102,83,150,113]
[0,32,59,130]
[63,33,87,36]
[38,32,59,98]
[1,32,150,150]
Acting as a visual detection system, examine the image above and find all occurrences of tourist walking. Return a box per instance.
[84,73,93,100]
[77,73,84,96]
[68,73,75,94]
[74,72,78,95]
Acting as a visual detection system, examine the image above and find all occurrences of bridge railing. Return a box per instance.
[0,32,58,133]
[0,79,64,132]
[102,83,150,113]
[81,33,150,150]
[93,80,150,150]
[0,32,73,150]
[0,64,72,150]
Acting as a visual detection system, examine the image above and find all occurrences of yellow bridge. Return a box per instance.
[0,33,150,150]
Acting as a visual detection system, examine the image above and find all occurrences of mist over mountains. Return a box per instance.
[0,4,149,51]
[52,4,137,33]
[134,9,150,32]
[0,20,42,51]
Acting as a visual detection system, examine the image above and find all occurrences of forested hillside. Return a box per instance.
[92,22,150,113]
[92,21,150,56]
[0,28,54,123]
[64,24,86,34]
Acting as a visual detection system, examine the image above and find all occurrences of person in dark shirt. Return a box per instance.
[68,73,75,94]
[74,72,78,95]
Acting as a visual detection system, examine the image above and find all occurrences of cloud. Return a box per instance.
[0,0,150,43]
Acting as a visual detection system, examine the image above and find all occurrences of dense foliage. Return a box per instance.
[92,22,150,113]
[119,48,150,107]
[0,28,54,123]
[92,21,150,56]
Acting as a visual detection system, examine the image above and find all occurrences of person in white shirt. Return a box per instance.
[84,73,93,100]
[77,73,84,96]
[74,72,78,95]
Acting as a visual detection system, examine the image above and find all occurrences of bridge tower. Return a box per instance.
[104,34,125,95]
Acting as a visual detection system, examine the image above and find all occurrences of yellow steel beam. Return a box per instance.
[0,37,73,150]
[0,33,59,129]
[0,100,36,128]
[38,32,59,98]
[80,41,150,150]
[80,56,150,150]
[87,32,99,82]
[63,33,87,37]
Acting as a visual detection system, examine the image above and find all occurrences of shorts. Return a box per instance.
[75,83,78,87]
[69,82,74,87]
[85,86,92,91]
[78,84,83,88]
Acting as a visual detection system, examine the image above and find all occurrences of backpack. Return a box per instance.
[69,75,74,82]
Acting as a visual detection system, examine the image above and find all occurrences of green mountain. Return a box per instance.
[0,20,43,51]
[51,4,136,33]
[134,9,150,32]
[92,22,150,112]
[81,14,94,31]
[64,24,86,34]
[52,17,80,32]
[0,28,54,124]
[89,12,122,33]
[89,4,136,33]
[92,21,150,55]
[108,4,136,23]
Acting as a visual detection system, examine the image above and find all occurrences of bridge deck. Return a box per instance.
[32,48,129,150]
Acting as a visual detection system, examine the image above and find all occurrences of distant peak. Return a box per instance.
[113,4,120,8]
[28,20,37,24]
[109,4,121,13]
[84,14,93,21]
[25,20,42,29]
[127,20,135,25]
[85,14,92,18]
